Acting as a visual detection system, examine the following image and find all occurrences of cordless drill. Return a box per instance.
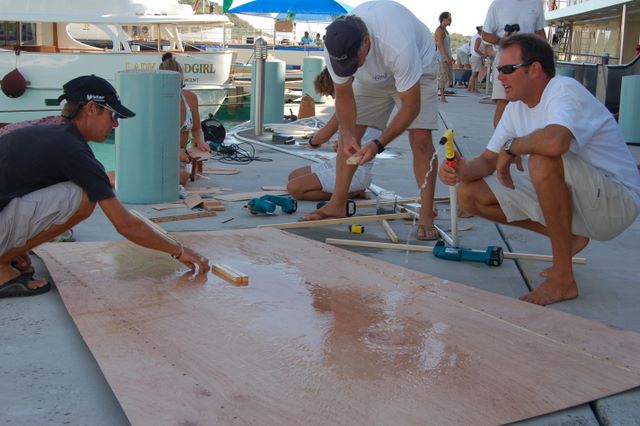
[433,129,504,267]
[246,195,297,215]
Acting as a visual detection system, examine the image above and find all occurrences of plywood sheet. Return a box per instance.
[37,229,640,426]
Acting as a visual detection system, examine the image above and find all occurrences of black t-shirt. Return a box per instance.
[0,119,115,211]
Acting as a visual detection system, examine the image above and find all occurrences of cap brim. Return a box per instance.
[330,56,359,78]
[108,101,136,118]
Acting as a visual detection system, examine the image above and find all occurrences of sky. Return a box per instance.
[229,0,495,37]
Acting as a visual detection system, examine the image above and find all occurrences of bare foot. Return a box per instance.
[519,278,578,306]
[540,236,590,278]
[298,204,345,222]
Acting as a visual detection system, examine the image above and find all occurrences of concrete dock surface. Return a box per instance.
[1,90,639,425]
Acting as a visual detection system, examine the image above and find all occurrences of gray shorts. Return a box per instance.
[0,182,83,255]
[353,62,439,131]
[484,152,639,241]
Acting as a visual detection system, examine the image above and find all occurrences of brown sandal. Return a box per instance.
[416,225,439,241]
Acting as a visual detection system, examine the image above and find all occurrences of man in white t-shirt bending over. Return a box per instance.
[482,0,546,128]
[301,1,440,241]
[439,34,640,306]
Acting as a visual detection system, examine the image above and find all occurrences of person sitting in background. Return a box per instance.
[158,53,211,185]
[287,67,377,201]
[0,75,209,298]
[457,41,471,69]
[314,33,323,46]
[301,31,313,45]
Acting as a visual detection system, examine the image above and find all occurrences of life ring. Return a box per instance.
[1,68,28,98]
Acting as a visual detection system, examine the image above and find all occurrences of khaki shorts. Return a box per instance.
[0,182,83,255]
[353,63,439,131]
[470,56,484,73]
[311,161,373,193]
[491,50,506,100]
[438,60,451,90]
[484,153,639,241]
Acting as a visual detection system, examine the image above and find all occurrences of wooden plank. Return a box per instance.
[215,190,289,202]
[202,200,225,212]
[326,238,587,264]
[184,194,203,209]
[184,187,231,195]
[212,263,248,285]
[149,211,216,223]
[201,167,240,175]
[379,219,399,243]
[257,212,411,229]
[355,196,450,208]
[151,202,186,211]
[36,228,640,425]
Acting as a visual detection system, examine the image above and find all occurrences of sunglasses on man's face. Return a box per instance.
[96,103,122,121]
[497,62,532,75]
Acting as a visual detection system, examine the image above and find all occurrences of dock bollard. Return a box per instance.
[115,70,180,204]
[250,59,285,130]
[619,75,640,144]
[303,56,326,103]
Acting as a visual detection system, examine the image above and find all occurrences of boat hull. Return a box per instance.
[0,50,233,124]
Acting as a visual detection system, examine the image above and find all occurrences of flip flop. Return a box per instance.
[416,225,439,241]
[0,275,51,298]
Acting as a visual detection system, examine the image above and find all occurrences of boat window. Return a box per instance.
[1,22,18,46]
[21,23,36,45]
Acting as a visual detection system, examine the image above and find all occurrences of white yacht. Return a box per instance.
[0,0,234,125]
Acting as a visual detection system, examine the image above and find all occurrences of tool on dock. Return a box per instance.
[434,129,504,267]
[246,194,298,215]
[316,199,357,217]
[348,224,364,234]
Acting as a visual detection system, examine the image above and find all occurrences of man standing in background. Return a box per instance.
[482,0,546,127]
[435,11,454,103]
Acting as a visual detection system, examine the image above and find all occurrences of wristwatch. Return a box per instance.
[503,138,516,156]
[373,139,385,154]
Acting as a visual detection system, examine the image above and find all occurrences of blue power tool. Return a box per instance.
[246,195,298,215]
[432,240,504,266]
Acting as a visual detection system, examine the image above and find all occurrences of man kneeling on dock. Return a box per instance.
[438,34,640,306]
[0,75,209,298]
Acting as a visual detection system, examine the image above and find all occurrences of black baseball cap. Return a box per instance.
[57,75,135,118]
[325,16,364,77]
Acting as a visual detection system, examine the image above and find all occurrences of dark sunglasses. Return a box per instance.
[96,103,122,121]
[497,62,532,75]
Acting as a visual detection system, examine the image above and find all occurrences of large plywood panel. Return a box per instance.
[37,228,640,426]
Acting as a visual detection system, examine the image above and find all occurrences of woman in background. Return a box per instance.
[159,53,210,185]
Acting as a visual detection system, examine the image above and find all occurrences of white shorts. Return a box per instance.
[491,50,506,100]
[458,52,470,66]
[311,161,373,193]
[353,62,439,131]
[483,153,639,241]
[0,182,83,255]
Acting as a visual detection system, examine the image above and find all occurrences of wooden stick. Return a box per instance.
[379,220,399,243]
[149,211,217,223]
[257,212,411,229]
[355,196,450,208]
[212,263,249,285]
[130,209,170,236]
[325,238,587,264]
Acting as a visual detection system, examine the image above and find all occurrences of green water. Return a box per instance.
[90,100,250,171]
